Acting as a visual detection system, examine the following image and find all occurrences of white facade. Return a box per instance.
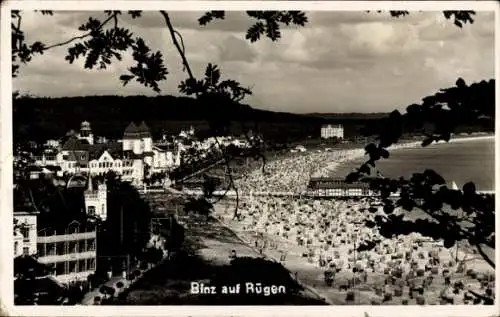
[122,139,132,151]
[45,139,60,149]
[37,222,97,284]
[131,159,145,185]
[84,178,108,221]
[35,121,183,186]
[143,137,153,153]
[123,135,152,155]
[13,211,39,257]
[33,153,58,167]
[151,147,180,172]
[321,124,344,139]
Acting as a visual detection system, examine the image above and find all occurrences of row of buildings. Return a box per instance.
[32,121,182,186]
[13,177,103,284]
[31,121,253,187]
[13,120,252,288]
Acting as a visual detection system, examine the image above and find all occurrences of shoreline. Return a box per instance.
[314,134,495,179]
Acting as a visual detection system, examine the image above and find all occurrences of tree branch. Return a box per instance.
[159,11,195,82]
[213,137,240,220]
[476,243,495,268]
[43,12,119,51]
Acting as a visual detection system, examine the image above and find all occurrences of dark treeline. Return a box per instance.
[13,95,382,143]
[13,79,494,146]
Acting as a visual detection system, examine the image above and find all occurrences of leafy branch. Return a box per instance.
[348,77,495,269]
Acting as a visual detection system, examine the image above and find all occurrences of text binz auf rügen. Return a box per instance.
[190,282,287,296]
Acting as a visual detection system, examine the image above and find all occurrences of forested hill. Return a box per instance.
[13,77,494,144]
[13,95,385,142]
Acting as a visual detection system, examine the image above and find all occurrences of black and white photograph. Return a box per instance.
[1,1,498,316]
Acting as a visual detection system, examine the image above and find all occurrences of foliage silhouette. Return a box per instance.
[344,77,495,304]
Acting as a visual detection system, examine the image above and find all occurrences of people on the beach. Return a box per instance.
[216,142,494,304]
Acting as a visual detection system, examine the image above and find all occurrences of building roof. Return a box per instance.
[123,121,151,139]
[62,141,128,162]
[87,142,122,160]
[308,177,370,189]
[80,121,91,131]
[67,174,88,189]
[138,121,151,133]
[124,122,138,134]
[321,124,343,128]
[61,137,89,151]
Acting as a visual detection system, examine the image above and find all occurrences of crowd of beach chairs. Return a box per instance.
[219,144,495,305]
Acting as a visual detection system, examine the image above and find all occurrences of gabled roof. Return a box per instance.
[86,142,123,161]
[123,121,151,139]
[61,137,89,151]
[124,122,139,134]
[87,144,108,161]
[137,121,151,134]
[62,150,89,163]
[106,142,124,158]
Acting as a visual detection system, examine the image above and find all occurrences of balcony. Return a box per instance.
[37,231,96,243]
[38,251,96,264]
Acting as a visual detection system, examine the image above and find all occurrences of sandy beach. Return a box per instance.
[214,133,495,305]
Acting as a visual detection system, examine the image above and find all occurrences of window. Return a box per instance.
[69,241,78,254]
[87,206,96,216]
[14,241,18,255]
[56,262,65,276]
[69,261,78,273]
[87,239,96,251]
[70,224,79,234]
[101,204,105,213]
[79,259,87,272]
[47,243,56,256]
[23,247,29,255]
[56,242,66,255]
[79,240,86,253]
[88,258,96,271]
[37,243,45,257]
[20,227,30,242]
[81,155,85,160]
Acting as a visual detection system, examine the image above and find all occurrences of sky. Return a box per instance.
[13,10,495,113]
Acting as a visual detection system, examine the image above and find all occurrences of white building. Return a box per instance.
[37,221,97,284]
[84,176,108,221]
[321,124,344,139]
[45,139,61,149]
[48,121,181,186]
[78,121,94,145]
[13,211,39,257]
